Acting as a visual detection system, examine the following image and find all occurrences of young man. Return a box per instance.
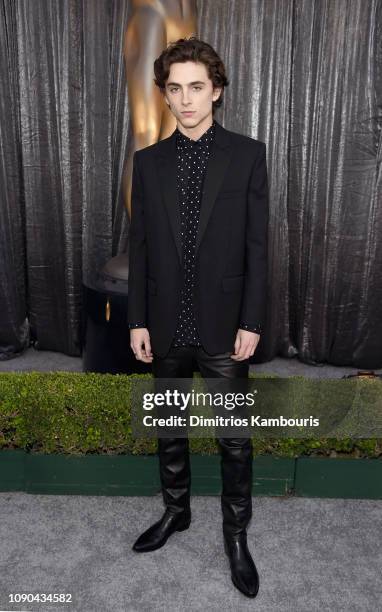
[127,37,269,599]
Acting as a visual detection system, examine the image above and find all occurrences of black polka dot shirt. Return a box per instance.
[170,119,215,346]
[129,120,263,340]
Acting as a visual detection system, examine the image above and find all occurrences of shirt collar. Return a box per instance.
[176,119,215,147]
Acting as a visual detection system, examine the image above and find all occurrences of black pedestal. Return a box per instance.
[81,284,151,375]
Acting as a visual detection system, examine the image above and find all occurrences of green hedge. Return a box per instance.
[0,372,381,458]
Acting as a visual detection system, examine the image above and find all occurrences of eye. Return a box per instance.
[169,87,178,93]
[193,86,202,91]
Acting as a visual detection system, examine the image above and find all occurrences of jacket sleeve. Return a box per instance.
[127,151,147,326]
[239,142,269,330]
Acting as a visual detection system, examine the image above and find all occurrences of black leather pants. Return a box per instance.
[152,345,253,538]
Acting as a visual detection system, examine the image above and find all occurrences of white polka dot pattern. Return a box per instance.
[172,120,216,347]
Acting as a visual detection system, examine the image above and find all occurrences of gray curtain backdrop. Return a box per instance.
[0,0,381,367]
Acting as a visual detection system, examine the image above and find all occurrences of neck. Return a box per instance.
[176,114,214,141]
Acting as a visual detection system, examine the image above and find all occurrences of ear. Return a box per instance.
[213,87,222,102]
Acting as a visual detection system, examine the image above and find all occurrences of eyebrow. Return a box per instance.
[166,81,206,87]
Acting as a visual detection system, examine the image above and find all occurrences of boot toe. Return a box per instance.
[231,566,259,597]
[224,535,260,598]
[132,521,163,552]
[132,510,191,553]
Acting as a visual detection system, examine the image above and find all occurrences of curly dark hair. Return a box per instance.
[153,37,229,114]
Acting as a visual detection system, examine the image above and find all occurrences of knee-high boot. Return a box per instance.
[219,437,259,598]
[219,437,253,537]
[157,436,191,515]
[132,436,191,553]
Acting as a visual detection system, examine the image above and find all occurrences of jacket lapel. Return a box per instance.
[155,119,233,266]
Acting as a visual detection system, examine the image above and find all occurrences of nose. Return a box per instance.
[181,89,191,105]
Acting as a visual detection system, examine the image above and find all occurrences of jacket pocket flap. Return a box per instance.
[217,189,246,199]
[222,274,244,292]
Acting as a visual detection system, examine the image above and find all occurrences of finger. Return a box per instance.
[144,338,152,358]
[140,354,153,363]
[137,351,153,363]
[243,344,254,359]
[232,333,241,357]
[236,343,252,360]
[250,342,258,356]
[244,345,256,360]
[139,338,154,362]
[135,342,144,360]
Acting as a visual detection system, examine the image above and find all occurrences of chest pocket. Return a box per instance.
[217,189,246,200]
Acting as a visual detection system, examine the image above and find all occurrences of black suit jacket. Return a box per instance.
[127,119,269,358]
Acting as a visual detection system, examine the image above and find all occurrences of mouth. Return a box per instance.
[181,111,195,115]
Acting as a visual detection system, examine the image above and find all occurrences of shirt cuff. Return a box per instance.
[239,321,262,334]
[128,322,146,329]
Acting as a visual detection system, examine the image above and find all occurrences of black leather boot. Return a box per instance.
[219,437,259,598]
[132,437,191,553]
[132,507,191,552]
[157,437,191,513]
[224,532,259,597]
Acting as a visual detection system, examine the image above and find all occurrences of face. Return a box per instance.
[164,61,222,134]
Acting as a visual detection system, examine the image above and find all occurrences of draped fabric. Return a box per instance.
[0,0,381,367]
[0,0,132,358]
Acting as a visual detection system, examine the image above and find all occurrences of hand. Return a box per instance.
[130,328,153,363]
[231,328,260,361]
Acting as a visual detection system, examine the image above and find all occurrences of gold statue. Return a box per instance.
[123,0,198,218]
